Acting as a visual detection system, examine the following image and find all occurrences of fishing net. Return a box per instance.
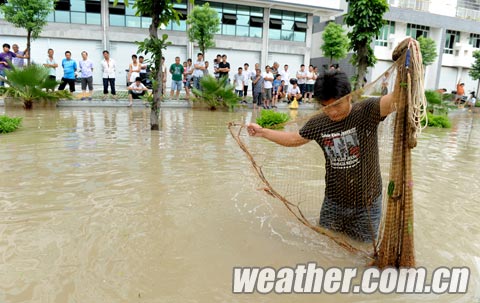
[228,38,426,268]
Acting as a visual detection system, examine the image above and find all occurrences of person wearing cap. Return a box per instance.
[455,81,465,105]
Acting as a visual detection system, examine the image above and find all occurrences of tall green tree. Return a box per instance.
[186,3,220,55]
[344,0,389,90]
[417,36,437,67]
[122,0,181,130]
[321,22,349,65]
[469,50,480,97]
[0,0,54,65]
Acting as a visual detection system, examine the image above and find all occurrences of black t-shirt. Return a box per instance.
[299,97,385,208]
[218,62,230,78]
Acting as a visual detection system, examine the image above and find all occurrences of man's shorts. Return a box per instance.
[171,80,182,91]
[129,91,145,99]
[253,92,263,106]
[319,195,382,242]
[81,76,93,91]
[264,88,272,100]
[306,84,314,93]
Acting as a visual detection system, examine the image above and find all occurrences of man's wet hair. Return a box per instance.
[314,70,351,102]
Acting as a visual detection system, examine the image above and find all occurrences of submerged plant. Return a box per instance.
[0,115,22,133]
[0,64,72,109]
[256,110,290,129]
[421,112,451,128]
[192,75,240,111]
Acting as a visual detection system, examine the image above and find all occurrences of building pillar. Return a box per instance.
[187,0,194,60]
[261,8,270,68]
[434,28,446,90]
[305,14,313,66]
[101,0,110,51]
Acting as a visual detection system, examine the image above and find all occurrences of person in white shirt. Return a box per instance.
[127,76,148,106]
[234,67,246,100]
[101,50,116,100]
[43,48,58,81]
[287,79,302,103]
[243,63,253,102]
[78,51,94,100]
[279,64,290,102]
[296,64,307,102]
[467,91,476,110]
[139,56,148,80]
[305,64,317,103]
[192,52,205,91]
[262,65,274,109]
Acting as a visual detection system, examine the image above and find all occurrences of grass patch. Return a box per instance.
[256,110,290,129]
[0,115,22,133]
[421,112,451,128]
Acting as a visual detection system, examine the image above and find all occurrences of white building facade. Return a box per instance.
[312,0,480,94]
[0,0,347,89]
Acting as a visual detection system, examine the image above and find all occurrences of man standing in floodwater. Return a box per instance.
[247,70,394,242]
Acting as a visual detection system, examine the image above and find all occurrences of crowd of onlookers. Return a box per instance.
[2,43,334,108]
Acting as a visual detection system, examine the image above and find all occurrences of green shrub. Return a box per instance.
[0,115,22,133]
[421,112,451,128]
[256,110,290,129]
[192,75,240,111]
[425,90,442,105]
[442,93,453,101]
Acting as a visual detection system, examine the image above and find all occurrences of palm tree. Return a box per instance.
[192,75,240,111]
[0,63,72,109]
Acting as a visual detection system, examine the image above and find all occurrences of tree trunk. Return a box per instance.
[355,44,368,91]
[27,30,31,66]
[149,3,162,131]
[476,79,480,98]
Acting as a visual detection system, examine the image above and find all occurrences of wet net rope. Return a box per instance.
[228,38,426,268]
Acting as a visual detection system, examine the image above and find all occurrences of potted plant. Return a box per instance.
[0,64,72,109]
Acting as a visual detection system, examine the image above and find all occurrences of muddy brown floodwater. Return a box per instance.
[0,107,479,302]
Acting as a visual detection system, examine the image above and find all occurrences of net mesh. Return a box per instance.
[228,38,426,268]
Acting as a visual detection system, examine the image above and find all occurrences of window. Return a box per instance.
[469,33,480,48]
[195,1,264,38]
[222,13,237,25]
[86,0,100,13]
[269,19,283,30]
[45,0,99,24]
[158,0,187,31]
[444,30,460,54]
[109,1,125,15]
[376,21,395,47]
[406,23,430,39]
[269,9,308,42]
[55,0,71,11]
[109,0,186,30]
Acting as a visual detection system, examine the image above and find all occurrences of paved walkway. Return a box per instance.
[0,96,316,109]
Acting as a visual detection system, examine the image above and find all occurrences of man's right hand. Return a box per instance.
[247,123,264,137]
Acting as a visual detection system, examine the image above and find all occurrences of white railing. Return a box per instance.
[456,7,480,21]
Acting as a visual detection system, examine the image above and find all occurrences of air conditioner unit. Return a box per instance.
[454,42,463,50]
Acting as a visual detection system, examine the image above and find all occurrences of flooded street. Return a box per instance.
[0,107,479,302]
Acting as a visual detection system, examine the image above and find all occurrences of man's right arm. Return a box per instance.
[247,123,310,147]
